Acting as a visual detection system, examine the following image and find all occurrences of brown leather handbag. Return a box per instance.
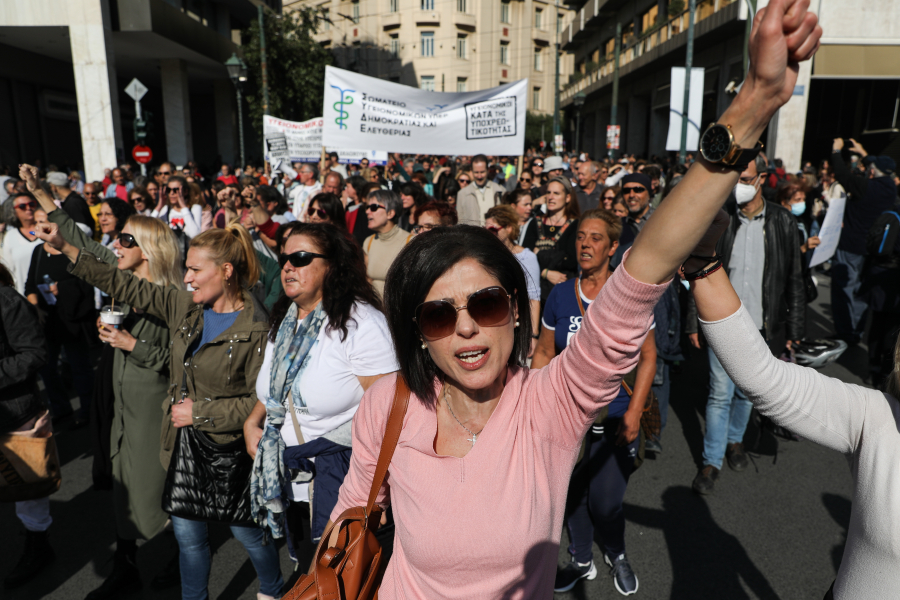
[283,377,410,600]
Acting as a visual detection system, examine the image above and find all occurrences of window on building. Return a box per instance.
[534,47,542,71]
[390,0,398,12]
[351,0,360,23]
[421,31,435,56]
[500,41,510,65]
[605,37,616,58]
[500,0,510,23]
[322,7,331,30]
[421,0,434,10]
[457,34,468,59]
[421,76,436,91]
[390,34,400,57]
[534,8,543,29]
[457,0,467,13]
[533,87,541,110]
[457,77,468,92]
[557,12,563,33]
[641,4,659,32]
[622,23,635,47]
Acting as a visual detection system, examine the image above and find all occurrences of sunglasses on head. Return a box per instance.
[307,207,328,219]
[15,201,37,210]
[367,203,386,212]
[623,186,647,195]
[414,286,512,341]
[278,251,327,269]
[119,232,139,249]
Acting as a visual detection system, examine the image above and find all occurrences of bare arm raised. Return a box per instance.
[623,0,821,285]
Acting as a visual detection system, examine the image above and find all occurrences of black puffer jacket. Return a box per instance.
[687,202,805,342]
[0,285,48,434]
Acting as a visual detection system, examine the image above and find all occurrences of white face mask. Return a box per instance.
[733,180,759,205]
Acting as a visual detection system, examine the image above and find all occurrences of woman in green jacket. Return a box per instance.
[22,164,184,598]
[38,216,283,600]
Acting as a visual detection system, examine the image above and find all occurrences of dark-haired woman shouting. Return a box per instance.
[245,223,397,563]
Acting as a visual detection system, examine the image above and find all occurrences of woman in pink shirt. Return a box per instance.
[328,3,821,598]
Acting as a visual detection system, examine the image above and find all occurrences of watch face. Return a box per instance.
[701,124,732,162]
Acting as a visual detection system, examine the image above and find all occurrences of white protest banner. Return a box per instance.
[809,193,847,268]
[666,67,705,152]
[263,115,388,165]
[322,66,527,155]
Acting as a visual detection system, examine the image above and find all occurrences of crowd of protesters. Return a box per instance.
[0,5,898,599]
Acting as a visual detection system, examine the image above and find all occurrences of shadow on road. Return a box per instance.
[822,493,851,574]
[669,346,709,469]
[626,486,781,600]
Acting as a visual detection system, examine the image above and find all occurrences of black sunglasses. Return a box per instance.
[414,286,512,341]
[533,162,544,167]
[623,186,647,195]
[119,232,139,249]
[278,251,327,269]
[307,207,328,219]
[158,170,172,176]
[167,186,182,194]
[367,203,386,212]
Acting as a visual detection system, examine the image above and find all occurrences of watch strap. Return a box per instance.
[725,141,764,171]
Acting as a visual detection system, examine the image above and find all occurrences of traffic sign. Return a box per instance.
[125,78,148,102]
[132,145,153,164]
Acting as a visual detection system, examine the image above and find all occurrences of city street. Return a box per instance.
[1,273,860,600]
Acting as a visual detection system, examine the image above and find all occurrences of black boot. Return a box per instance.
[3,529,56,590]
[85,540,142,599]
[150,550,181,590]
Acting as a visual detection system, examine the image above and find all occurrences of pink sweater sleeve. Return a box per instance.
[529,258,669,447]
[330,374,398,521]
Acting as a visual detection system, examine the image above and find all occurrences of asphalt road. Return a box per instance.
[1,273,862,600]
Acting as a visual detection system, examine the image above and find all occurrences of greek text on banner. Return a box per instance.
[322,66,527,156]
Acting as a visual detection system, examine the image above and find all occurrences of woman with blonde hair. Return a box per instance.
[38,202,283,599]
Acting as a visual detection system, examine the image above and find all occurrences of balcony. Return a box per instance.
[382,12,401,29]
[532,26,550,44]
[561,0,740,103]
[454,11,476,31]
[415,11,441,25]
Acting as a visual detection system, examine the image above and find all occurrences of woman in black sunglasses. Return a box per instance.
[244,223,395,563]
[321,5,821,597]
[305,192,347,232]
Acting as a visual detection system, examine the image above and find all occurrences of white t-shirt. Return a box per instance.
[257,301,398,500]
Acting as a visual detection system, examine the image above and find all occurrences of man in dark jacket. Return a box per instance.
[830,138,898,343]
[691,155,804,495]
[0,277,53,589]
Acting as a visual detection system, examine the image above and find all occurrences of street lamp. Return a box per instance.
[225,53,248,169]
[573,92,586,155]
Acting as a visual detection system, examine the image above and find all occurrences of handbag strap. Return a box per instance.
[287,392,305,445]
[365,376,410,515]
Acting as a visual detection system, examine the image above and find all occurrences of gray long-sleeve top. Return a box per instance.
[701,304,899,600]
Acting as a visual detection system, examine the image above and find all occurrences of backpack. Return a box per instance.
[865,210,900,257]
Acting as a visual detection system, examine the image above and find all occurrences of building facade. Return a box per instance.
[559,0,900,171]
[290,0,573,116]
[0,0,273,181]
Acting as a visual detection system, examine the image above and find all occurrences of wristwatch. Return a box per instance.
[699,123,763,171]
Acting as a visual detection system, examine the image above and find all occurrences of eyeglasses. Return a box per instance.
[167,186,182,194]
[15,201,37,210]
[119,232,139,249]
[367,203,386,212]
[533,162,544,168]
[278,251,328,269]
[603,195,617,201]
[414,286,512,341]
[412,223,439,234]
[623,186,647,195]
[458,178,471,184]
[486,225,502,235]
[158,170,172,176]
[307,207,328,219]
[520,177,532,183]
[84,191,99,197]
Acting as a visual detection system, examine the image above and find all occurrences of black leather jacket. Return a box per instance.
[0,286,48,434]
[687,201,805,341]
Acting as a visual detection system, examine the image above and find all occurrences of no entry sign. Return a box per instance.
[132,145,153,164]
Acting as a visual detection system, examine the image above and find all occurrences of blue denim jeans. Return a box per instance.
[171,516,283,600]
[702,347,753,470]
